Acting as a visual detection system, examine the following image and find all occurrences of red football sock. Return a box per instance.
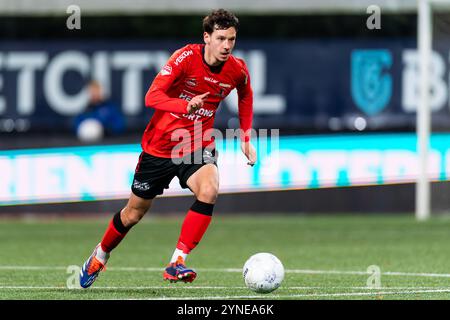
[100,211,130,253]
[176,201,214,254]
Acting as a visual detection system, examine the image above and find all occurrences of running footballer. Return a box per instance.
[80,9,256,287]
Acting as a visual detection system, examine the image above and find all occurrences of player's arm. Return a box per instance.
[145,48,190,114]
[236,64,257,166]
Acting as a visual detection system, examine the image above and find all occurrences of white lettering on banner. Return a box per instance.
[348,151,382,185]
[16,156,32,199]
[0,145,448,204]
[383,151,417,182]
[225,50,286,114]
[0,54,4,114]
[383,150,440,182]
[108,154,137,193]
[0,153,139,202]
[64,153,136,198]
[92,52,110,98]
[218,152,253,191]
[6,52,48,115]
[43,51,90,115]
[111,52,153,115]
[0,50,171,116]
[65,155,109,196]
[259,151,311,188]
[446,150,450,180]
[306,151,348,186]
[34,156,64,199]
[0,49,281,117]
[0,158,13,201]
[153,51,171,70]
[259,150,444,189]
[7,48,450,118]
[402,50,447,112]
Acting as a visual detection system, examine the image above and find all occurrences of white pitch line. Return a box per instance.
[133,289,450,300]
[3,286,450,300]
[0,266,67,271]
[0,286,247,291]
[286,269,450,278]
[0,285,448,291]
[1,265,450,278]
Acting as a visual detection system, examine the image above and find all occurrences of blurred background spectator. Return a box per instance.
[74,80,126,142]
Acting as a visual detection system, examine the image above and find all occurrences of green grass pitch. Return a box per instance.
[1,214,450,300]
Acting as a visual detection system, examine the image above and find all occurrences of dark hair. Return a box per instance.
[202,9,239,34]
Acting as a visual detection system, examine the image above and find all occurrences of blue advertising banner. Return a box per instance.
[1,133,450,206]
[1,38,449,133]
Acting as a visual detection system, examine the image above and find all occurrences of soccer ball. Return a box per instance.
[242,252,285,293]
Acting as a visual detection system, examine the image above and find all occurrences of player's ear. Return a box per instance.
[203,32,210,45]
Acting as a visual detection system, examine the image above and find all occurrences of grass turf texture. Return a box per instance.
[1,214,450,300]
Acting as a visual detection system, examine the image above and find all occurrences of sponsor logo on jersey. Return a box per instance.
[161,65,172,76]
[214,88,226,98]
[204,76,218,84]
[186,78,197,87]
[182,107,215,121]
[219,82,231,88]
[174,50,193,66]
[179,92,192,101]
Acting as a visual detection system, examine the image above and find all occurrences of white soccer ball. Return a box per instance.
[77,118,104,143]
[243,252,285,294]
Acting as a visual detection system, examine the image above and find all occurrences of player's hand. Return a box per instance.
[241,141,257,166]
[187,92,209,114]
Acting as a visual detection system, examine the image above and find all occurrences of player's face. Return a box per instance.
[204,27,236,64]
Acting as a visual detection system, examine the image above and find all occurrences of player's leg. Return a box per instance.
[175,163,218,259]
[80,151,175,288]
[99,194,153,256]
[79,194,152,288]
[163,163,219,283]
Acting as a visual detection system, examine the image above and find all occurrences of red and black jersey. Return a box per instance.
[142,43,253,158]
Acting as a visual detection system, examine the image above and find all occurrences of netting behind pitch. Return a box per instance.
[430,3,450,214]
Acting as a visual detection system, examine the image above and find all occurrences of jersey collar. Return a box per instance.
[201,45,225,74]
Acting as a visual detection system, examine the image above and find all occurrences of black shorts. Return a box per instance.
[131,148,218,199]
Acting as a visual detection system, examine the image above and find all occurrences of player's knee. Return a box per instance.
[122,203,151,227]
[122,208,144,227]
[197,183,219,204]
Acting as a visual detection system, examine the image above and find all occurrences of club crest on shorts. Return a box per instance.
[203,149,216,164]
[132,179,151,191]
[351,49,392,116]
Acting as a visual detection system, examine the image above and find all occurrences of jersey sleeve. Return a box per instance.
[236,60,254,142]
[144,46,191,113]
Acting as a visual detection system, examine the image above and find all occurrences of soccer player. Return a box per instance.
[79,8,256,288]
